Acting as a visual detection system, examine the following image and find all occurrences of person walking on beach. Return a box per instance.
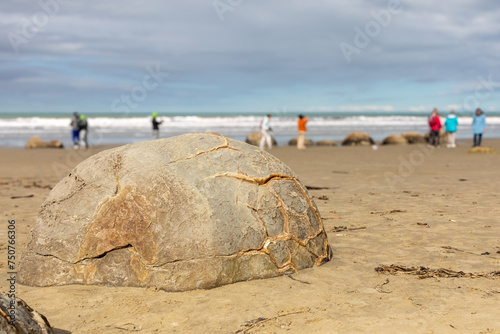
[472,108,486,147]
[297,114,308,150]
[152,112,163,140]
[70,112,80,149]
[428,108,441,147]
[79,115,89,149]
[259,114,273,149]
[444,110,458,148]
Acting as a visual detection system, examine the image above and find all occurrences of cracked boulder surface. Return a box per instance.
[19,133,332,291]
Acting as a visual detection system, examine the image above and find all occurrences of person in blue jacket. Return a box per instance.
[472,108,486,147]
[444,110,458,148]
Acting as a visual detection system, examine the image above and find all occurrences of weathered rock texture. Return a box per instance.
[0,293,54,334]
[381,135,408,145]
[341,132,375,146]
[25,136,63,149]
[19,133,331,291]
[288,137,314,147]
[401,132,426,144]
[245,132,278,147]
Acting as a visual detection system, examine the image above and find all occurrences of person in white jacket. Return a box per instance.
[259,115,273,149]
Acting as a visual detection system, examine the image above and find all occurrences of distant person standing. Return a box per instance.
[259,114,273,149]
[297,114,308,150]
[79,115,88,149]
[472,108,486,147]
[444,110,458,148]
[428,108,441,147]
[152,112,163,140]
[70,112,80,149]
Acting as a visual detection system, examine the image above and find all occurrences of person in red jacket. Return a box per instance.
[428,108,442,147]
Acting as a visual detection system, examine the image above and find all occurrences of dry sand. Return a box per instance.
[1,138,499,333]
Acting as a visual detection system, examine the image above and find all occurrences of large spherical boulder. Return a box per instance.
[381,135,408,145]
[401,132,426,144]
[341,132,375,146]
[25,136,63,149]
[19,133,331,292]
[246,132,278,147]
[288,137,314,147]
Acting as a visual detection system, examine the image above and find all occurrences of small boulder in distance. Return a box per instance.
[25,136,64,149]
[341,132,375,146]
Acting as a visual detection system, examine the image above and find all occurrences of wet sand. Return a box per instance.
[1,138,499,333]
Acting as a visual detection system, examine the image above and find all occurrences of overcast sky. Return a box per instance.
[2,0,500,114]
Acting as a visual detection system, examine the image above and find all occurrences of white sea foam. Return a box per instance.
[1,115,499,147]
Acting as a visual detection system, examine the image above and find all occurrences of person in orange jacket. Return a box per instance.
[297,114,308,149]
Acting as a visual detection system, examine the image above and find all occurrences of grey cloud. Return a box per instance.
[1,0,500,111]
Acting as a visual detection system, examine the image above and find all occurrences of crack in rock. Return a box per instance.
[169,136,242,164]
[75,244,133,264]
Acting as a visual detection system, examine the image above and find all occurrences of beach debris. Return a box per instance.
[286,274,312,285]
[481,252,490,256]
[313,195,329,200]
[375,264,500,279]
[441,246,480,255]
[467,147,498,154]
[449,219,457,222]
[10,194,34,199]
[0,293,55,334]
[341,132,375,146]
[18,133,332,292]
[400,132,426,144]
[459,179,467,181]
[114,323,142,332]
[235,308,310,333]
[374,279,392,293]
[331,226,366,232]
[245,132,277,147]
[305,185,330,190]
[25,136,63,149]
[381,134,408,145]
[416,223,429,227]
[371,209,406,215]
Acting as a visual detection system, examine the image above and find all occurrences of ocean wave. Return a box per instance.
[2,115,499,130]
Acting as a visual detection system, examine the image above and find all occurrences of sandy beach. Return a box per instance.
[1,137,499,333]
